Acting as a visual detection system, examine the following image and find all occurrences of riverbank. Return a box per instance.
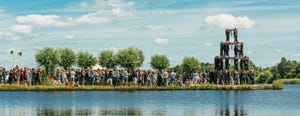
[280,79,300,84]
[0,83,282,91]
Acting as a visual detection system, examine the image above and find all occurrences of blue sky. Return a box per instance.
[0,0,299,69]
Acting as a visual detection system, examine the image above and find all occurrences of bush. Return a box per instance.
[272,80,284,90]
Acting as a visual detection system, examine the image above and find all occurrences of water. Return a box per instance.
[0,85,299,116]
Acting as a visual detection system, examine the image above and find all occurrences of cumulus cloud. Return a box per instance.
[10,25,33,34]
[203,13,255,30]
[16,14,72,26]
[64,34,74,40]
[154,37,168,44]
[76,11,110,24]
[204,42,212,47]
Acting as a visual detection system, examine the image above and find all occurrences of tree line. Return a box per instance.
[256,57,300,83]
[35,46,201,75]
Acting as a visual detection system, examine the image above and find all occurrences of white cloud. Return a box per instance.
[108,0,135,8]
[0,31,23,41]
[112,8,134,17]
[154,37,168,44]
[246,50,253,54]
[76,11,110,24]
[203,13,255,30]
[276,49,282,52]
[16,14,72,26]
[144,24,173,31]
[81,0,134,9]
[293,53,300,57]
[64,34,74,40]
[10,25,33,34]
[204,42,212,47]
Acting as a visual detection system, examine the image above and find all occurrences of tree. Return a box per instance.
[117,47,144,71]
[35,47,60,75]
[59,47,77,70]
[256,69,273,84]
[181,56,201,74]
[277,57,297,78]
[77,51,97,69]
[150,54,170,71]
[99,50,118,68]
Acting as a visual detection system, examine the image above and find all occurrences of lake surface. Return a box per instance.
[0,85,299,116]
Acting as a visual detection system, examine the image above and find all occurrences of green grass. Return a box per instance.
[279,79,300,84]
[0,84,278,91]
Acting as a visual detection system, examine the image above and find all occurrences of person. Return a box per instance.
[163,70,168,86]
[215,56,219,71]
[233,70,239,85]
[244,56,249,70]
[151,71,157,86]
[70,69,75,85]
[123,69,128,85]
[113,70,120,86]
[234,58,238,70]
[225,58,229,70]
[157,71,163,86]
[225,28,230,41]
[170,70,176,86]
[220,42,224,56]
[240,58,244,71]
[192,71,199,84]
[224,42,230,56]
[201,71,207,84]
[233,28,238,42]
[249,70,255,85]
[26,68,32,86]
[240,70,246,85]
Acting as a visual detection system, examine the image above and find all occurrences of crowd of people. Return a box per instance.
[0,65,255,86]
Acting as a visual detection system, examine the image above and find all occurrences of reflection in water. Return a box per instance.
[216,91,249,116]
[36,108,143,116]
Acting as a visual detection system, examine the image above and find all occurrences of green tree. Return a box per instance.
[59,47,77,70]
[77,51,97,69]
[35,47,60,75]
[181,56,201,74]
[99,50,118,68]
[200,62,214,71]
[150,54,170,71]
[256,69,273,84]
[117,47,144,71]
[277,57,297,78]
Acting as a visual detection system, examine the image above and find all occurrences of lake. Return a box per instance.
[0,85,299,116]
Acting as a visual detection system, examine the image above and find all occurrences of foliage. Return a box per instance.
[117,47,144,71]
[77,51,97,69]
[277,57,297,79]
[256,69,273,84]
[99,50,118,68]
[181,56,201,74]
[200,63,214,71]
[280,79,300,84]
[150,54,170,71]
[35,47,60,75]
[272,80,284,90]
[59,47,77,69]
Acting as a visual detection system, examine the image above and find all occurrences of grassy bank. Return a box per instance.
[279,79,300,84]
[0,84,280,91]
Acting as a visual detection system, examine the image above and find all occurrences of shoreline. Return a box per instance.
[0,84,280,91]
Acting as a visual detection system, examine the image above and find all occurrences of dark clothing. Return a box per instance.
[234,29,238,42]
[225,58,229,70]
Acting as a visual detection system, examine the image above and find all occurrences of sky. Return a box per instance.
[0,0,299,69]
